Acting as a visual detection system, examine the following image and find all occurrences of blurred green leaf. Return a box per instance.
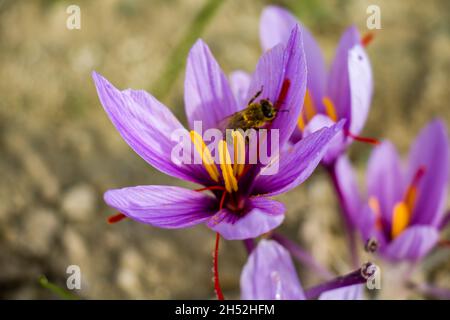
[152,0,225,102]
[39,275,80,300]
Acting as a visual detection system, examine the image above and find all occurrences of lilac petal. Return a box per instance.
[252,121,344,196]
[104,185,216,228]
[408,119,449,227]
[319,284,364,300]
[241,240,305,300]
[367,141,404,231]
[260,5,326,112]
[334,155,363,228]
[184,40,238,130]
[382,226,439,262]
[303,114,346,164]
[348,44,373,135]
[92,72,208,184]
[208,197,285,240]
[249,25,307,148]
[357,204,388,249]
[260,5,297,51]
[229,70,251,108]
[327,26,361,127]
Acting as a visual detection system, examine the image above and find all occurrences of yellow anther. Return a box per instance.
[297,114,305,131]
[218,140,238,193]
[322,96,338,122]
[368,196,383,231]
[404,186,417,213]
[232,130,245,177]
[304,89,316,121]
[391,202,411,239]
[190,130,219,182]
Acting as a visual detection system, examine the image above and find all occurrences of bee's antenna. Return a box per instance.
[278,109,290,113]
[248,86,264,105]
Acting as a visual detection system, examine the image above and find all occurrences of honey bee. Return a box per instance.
[222,79,291,131]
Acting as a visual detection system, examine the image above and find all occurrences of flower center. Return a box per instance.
[369,166,426,239]
[297,89,379,145]
[391,165,426,238]
[297,90,339,130]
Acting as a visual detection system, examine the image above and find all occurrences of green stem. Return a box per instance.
[38,275,79,300]
[152,0,225,101]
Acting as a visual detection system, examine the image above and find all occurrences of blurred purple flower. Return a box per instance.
[240,240,363,300]
[257,5,374,164]
[337,120,449,262]
[93,26,343,241]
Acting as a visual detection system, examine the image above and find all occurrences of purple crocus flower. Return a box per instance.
[337,120,449,261]
[93,26,342,241]
[240,240,363,300]
[258,5,374,164]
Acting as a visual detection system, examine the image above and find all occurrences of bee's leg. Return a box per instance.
[247,85,264,105]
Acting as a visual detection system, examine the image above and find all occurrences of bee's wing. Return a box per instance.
[216,110,246,132]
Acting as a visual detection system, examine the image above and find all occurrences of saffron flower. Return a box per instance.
[240,240,364,300]
[93,26,342,241]
[259,5,374,164]
[337,120,449,261]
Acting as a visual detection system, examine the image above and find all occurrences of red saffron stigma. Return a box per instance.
[275,78,291,109]
[411,165,426,188]
[219,191,227,211]
[361,32,375,47]
[108,213,127,224]
[345,129,380,145]
[195,185,226,192]
[213,232,224,300]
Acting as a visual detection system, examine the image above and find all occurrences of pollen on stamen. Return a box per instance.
[303,89,316,121]
[218,140,238,193]
[108,213,127,224]
[322,96,338,122]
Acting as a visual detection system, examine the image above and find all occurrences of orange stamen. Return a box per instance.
[322,96,338,122]
[391,166,427,238]
[107,213,127,224]
[304,89,316,121]
[391,202,410,239]
[361,32,375,47]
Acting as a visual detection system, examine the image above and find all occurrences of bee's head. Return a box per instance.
[260,99,276,120]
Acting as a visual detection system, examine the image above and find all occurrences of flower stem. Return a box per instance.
[326,162,359,268]
[305,262,374,299]
[271,233,334,280]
